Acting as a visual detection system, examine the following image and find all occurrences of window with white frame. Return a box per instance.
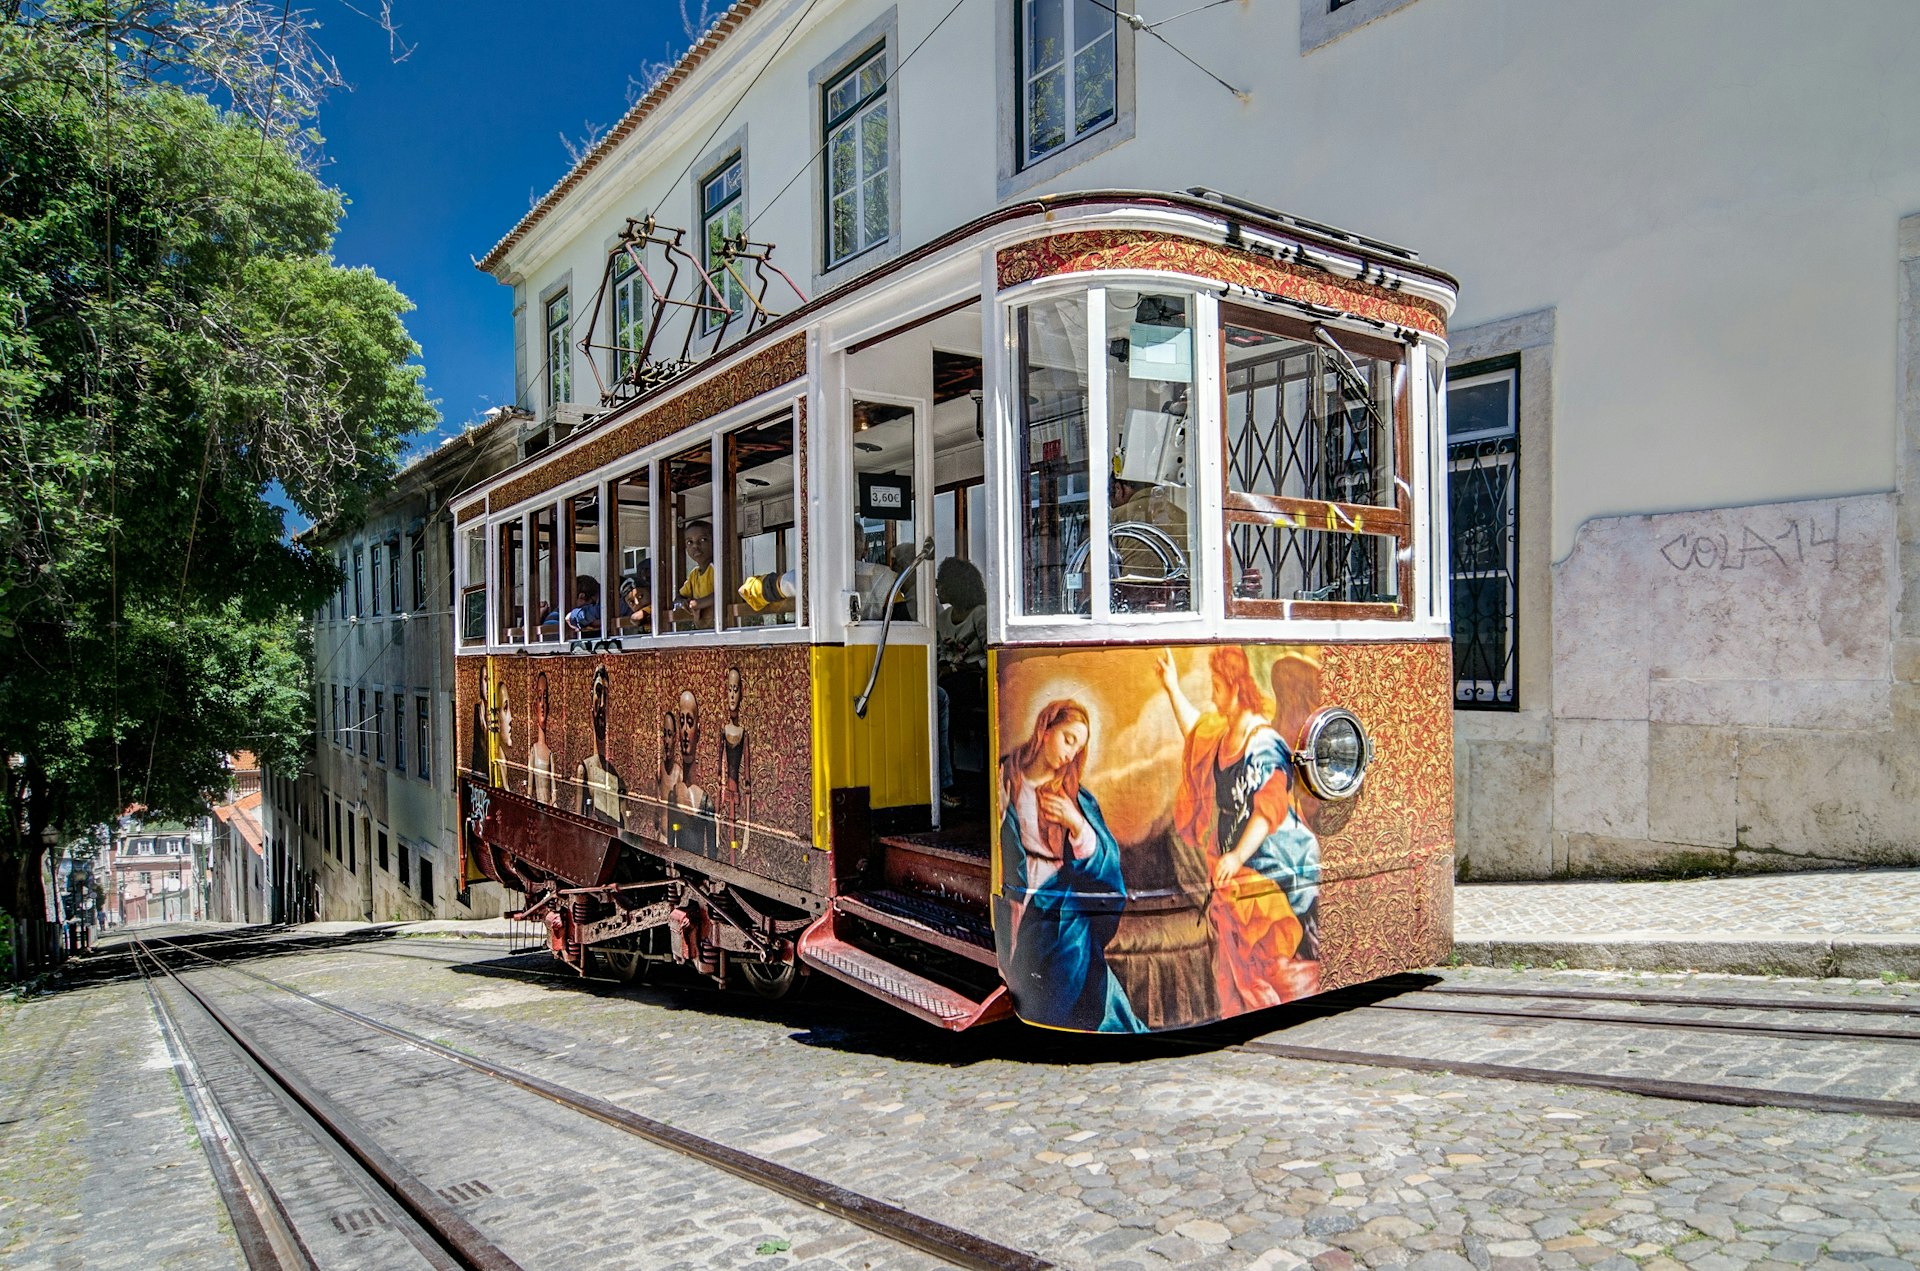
[1019,0,1117,169]
[1446,359,1519,708]
[610,251,644,384]
[416,694,431,781]
[545,290,572,410]
[702,154,746,328]
[823,47,890,269]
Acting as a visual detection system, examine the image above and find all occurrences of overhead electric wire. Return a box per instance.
[747,0,971,235]
[1084,0,1248,101]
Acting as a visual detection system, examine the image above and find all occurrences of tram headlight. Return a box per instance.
[1297,708,1373,801]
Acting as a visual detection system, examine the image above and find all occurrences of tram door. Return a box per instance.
[848,391,938,824]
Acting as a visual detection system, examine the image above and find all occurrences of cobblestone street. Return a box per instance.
[5,932,1918,1270]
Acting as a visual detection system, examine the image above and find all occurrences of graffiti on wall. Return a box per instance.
[994,641,1452,1033]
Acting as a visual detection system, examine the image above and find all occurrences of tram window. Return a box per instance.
[530,504,560,642]
[1012,294,1091,617]
[564,489,603,639]
[460,525,486,646]
[1106,289,1197,614]
[852,398,919,623]
[726,414,799,627]
[1220,303,1408,617]
[1229,523,1401,607]
[608,468,654,637]
[1221,308,1397,510]
[497,518,525,643]
[664,443,718,632]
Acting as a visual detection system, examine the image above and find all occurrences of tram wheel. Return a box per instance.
[737,958,804,1000]
[599,946,648,984]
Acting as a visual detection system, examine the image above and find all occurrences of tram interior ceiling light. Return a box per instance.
[1297,708,1373,800]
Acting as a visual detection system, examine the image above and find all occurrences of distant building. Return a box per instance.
[105,819,204,926]
[265,412,521,920]
[208,789,267,924]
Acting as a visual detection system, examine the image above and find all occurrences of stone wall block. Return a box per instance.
[1459,739,1553,879]
[1735,728,1920,860]
[1552,719,1648,839]
[1560,832,1723,878]
[1646,724,1737,848]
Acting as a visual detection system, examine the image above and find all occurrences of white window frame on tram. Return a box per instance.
[469,386,811,654]
[987,272,1449,649]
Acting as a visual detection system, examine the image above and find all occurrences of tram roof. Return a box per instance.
[458,189,1458,515]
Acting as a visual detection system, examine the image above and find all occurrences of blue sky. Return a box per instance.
[313,1,707,445]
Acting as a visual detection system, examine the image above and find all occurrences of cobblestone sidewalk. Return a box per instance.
[1455,868,1920,978]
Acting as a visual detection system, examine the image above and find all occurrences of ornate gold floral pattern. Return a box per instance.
[455,501,485,525]
[491,332,808,511]
[997,231,1447,337]
[456,647,817,889]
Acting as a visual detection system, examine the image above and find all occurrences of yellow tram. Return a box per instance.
[454,189,1458,1032]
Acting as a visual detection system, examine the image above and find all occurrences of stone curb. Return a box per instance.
[1448,935,1920,979]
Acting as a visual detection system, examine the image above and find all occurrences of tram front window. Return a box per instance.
[1105,290,1196,613]
[1013,294,1090,617]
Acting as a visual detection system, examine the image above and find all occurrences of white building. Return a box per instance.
[275,413,521,920]
[476,0,1920,879]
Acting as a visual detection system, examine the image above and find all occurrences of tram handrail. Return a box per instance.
[854,536,934,719]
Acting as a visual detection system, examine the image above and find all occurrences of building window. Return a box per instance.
[418,856,433,905]
[377,828,389,872]
[416,695,431,781]
[370,543,383,616]
[610,251,645,384]
[546,290,572,411]
[357,689,369,757]
[352,547,364,616]
[398,841,411,886]
[374,692,386,764]
[393,691,406,773]
[1018,0,1116,169]
[344,689,355,752]
[823,46,889,269]
[702,154,746,328]
[388,537,402,612]
[333,800,342,860]
[411,532,426,610]
[330,686,339,747]
[1447,359,1519,709]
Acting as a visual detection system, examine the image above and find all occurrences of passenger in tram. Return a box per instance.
[851,539,919,622]
[616,568,651,633]
[673,520,715,624]
[563,575,602,637]
[998,700,1145,1033]
[1158,648,1320,1012]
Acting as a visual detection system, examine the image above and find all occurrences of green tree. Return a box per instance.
[0,12,436,970]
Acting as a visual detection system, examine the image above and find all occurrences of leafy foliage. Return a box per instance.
[0,16,435,904]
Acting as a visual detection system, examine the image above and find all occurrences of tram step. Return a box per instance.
[797,915,1012,1031]
[835,888,996,965]
[873,830,990,908]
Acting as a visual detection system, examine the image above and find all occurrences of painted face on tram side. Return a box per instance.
[683,522,713,569]
[660,711,678,772]
[591,669,610,750]
[677,690,701,766]
[534,674,550,734]
[1210,671,1232,713]
[497,689,514,748]
[725,666,742,719]
[1042,719,1088,773]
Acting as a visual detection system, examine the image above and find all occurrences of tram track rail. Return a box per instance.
[133,939,525,1271]
[139,934,1055,1271]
